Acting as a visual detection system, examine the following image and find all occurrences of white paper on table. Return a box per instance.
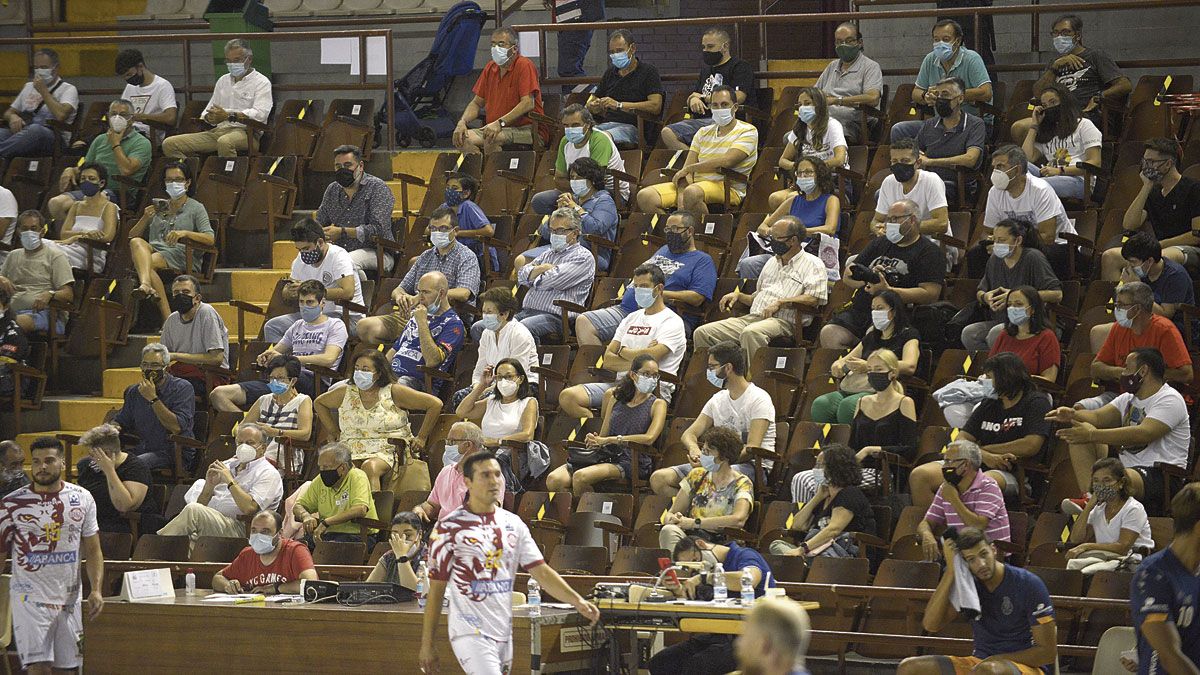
[518,32,540,58]
[202,593,262,603]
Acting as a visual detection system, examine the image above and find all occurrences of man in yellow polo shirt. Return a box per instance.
[636,85,757,216]
[293,442,377,545]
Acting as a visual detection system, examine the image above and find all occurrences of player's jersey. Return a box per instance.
[429,506,544,641]
[0,483,98,605]
[1132,547,1200,674]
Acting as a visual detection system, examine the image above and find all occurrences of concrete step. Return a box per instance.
[53,396,123,430]
[230,270,289,304]
[273,240,298,270]
[101,367,142,399]
[211,301,267,340]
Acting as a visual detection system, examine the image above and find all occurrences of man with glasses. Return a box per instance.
[575,210,716,346]
[413,421,503,523]
[891,19,992,143]
[1088,282,1193,403]
[162,39,272,158]
[916,440,1011,562]
[357,206,481,348]
[110,343,196,470]
[315,144,396,281]
[910,77,987,204]
[814,22,883,145]
[471,208,595,342]
[455,27,545,154]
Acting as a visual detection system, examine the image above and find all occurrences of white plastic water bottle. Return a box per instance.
[416,561,428,609]
[740,567,755,606]
[712,563,727,602]
[185,568,196,596]
[527,578,541,616]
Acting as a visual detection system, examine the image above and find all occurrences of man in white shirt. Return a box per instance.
[0,48,78,158]
[115,48,178,145]
[693,215,827,360]
[558,263,687,418]
[157,424,283,549]
[161,39,272,158]
[969,144,1074,277]
[1051,348,1191,505]
[0,184,17,266]
[871,138,951,239]
[649,341,777,497]
[263,218,364,342]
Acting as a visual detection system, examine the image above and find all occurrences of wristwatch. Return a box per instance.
[148,398,159,405]
[498,118,508,128]
[617,102,623,110]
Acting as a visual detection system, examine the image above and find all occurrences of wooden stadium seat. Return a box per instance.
[805,556,870,657]
[609,546,668,577]
[760,553,808,583]
[190,536,249,563]
[256,98,324,160]
[99,532,134,561]
[393,151,482,217]
[4,157,52,212]
[548,544,608,575]
[577,492,635,528]
[226,156,298,268]
[564,512,624,548]
[132,534,190,561]
[854,559,941,659]
[312,540,368,566]
[1076,570,1135,670]
[476,150,537,215]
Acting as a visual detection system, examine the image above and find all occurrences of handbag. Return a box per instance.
[567,443,624,470]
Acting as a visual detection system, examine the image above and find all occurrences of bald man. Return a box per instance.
[735,597,812,675]
[413,420,506,523]
[385,271,465,392]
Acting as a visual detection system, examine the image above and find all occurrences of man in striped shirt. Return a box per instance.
[917,440,1012,561]
[470,208,595,343]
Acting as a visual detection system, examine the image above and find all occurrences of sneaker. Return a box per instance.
[1061,494,1089,516]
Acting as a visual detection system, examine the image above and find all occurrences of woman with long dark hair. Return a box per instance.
[1021,82,1102,200]
[771,87,848,210]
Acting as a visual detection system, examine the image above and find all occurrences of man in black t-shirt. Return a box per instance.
[75,423,155,533]
[587,29,664,147]
[1011,14,1130,141]
[1104,138,1200,281]
[660,27,755,151]
[821,199,944,349]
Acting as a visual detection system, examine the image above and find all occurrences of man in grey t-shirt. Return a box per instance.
[161,275,229,396]
[814,22,883,145]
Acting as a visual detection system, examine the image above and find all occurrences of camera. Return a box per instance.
[848,263,881,285]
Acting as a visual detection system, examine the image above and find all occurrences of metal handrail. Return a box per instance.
[0,27,397,151]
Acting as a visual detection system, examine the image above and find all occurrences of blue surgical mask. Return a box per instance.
[885,221,904,244]
[706,367,725,389]
[932,41,955,62]
[797,105,816,123]
[1115,306,1134,329]
[570,178,589,198]
[635,375,658,394]
[1007,306,1030,326]
[249,533,277,555]
[796,176,816,194]
[992,243,1012,259]
[227,61,247,78]
[442,444,462,466]
[19,230,40,251]
[482,314,501,331]
[491,45,511,66]
[1053,36,1075,54]
[979,378,997,399]
[634,286,655,309]
[431,231,451,249]
[564,127,586,145]
[550,233,569,251]
[811,467,826,487]
[699,453,719,472]
[1133,262,1149,279]
[165,181,187,199]
[268,379,289,395]
[610,51,631,69]
[300,304,322,323]
[353,370,375,390]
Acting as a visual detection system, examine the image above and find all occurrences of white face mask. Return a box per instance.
[235,443,257,465]
[109,115,128,133]
[496,379,519,397]
[34,68,53,83]
[491,45,512,66]
[165,181,187,199]
[711,108,735,126]
[991,167,1014,191]
[871,309,892,331]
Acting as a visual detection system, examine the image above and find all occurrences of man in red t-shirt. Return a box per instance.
[1090,282,1192,408]
[454,27,545,154]
[212,511,318,594]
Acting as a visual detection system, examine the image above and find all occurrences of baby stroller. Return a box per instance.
[377,1,488,148]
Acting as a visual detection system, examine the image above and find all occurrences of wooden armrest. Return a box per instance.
[169,435,205,449]
[418,366,454,382]
[582,234,619,252]
[528,519,566,533]
[717,167,750,185]
[721,527,757,542]
[178,239,219,254]
[336,299,369,315]
[1074,161,1103,176]
[626,441,662,459]
[333,114,370,129]
[240,117,270,133]
[75,239,113,252]
[8,363,46,378]
[495,169,531,185]
[1031,375,1065,395]
[628,108,662,123]
[977,101,1002,118]
[386,437,409,451]
[744,446,779,461]
[552,299,588,314]
[500,439,526,451]
[934,233,968,250]
[477,235,513,252]
[658,167,679,178]
[195,364,235,379]
[46,298,74,312]
[353,517,391,530]
[595,521,632,537]
[44,119,72,132]
[392,172,427,187]
[532,366,567,381]
[832,166,865,183]
[1047,301,1077,322]
[854,104,886,120]
[1157,462,1190,480]
[142,119,177,131]
[760,369,801,386]
[526,111,559,127]
[609,169,638,186]
[740,106,770,124]
[306,364,343,381]
[56,433,83,445]
[256,173,294,187]
[230,300,267,315]
[849,531,888,548]
[992,540,1023,555]
[283,116,321,131]
[1061,232,1095,252]
[372,237,408,255]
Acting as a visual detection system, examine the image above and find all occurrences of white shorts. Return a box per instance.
[12,596,82,669]
[451,634,513,675]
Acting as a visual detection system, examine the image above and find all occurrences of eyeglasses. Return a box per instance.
[549,227,576,235]
[1050,29,1077,37]
[834,39,859,46]
[429,225,455,233]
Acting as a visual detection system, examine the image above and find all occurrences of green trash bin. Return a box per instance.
[204,0,273,80]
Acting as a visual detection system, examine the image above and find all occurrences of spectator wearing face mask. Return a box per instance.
[773,88,848,211]
[915,440,1011,562]
[0,48,78,159]
[1020,83,1102,201]
[456,358,539,451]
[529,105,627,216]
[367,511,429,589]
[127,161,215,321]
[869,138,950,247]
[159,274,230,397]
[658,426,753,552]
[456,288,539,407]
[1091,233,1195,352]
[315,144,396,280]
[53,162,119,275]
[454,27,545,154]
[743,157,841,282]
[294,442,379,544]
[412,421,505,524]
[518,157,619,272]
[161,39,272,158]
[75,424,154,534]
[382,271,465,394]
[815,22,883,146]
[660,28,755,152]
[48,99,149,226]
[440,172,498,275]
[114,48,177,146]
[587,29,664,147]
[558,264,686,418]
[909,77,987,206]
[890,20,992,143]
[1088,282,1192,400]
[769,444,876,558]
[846,348,917,467]
[0,211,74,339]
[1064,458,1154,575]
[213,510,317,595]
[265,217,364,342]
[0,441,29,498]
[241,355,313,470]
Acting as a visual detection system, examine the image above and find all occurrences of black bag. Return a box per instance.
[911,301,964,354]
[567,443,623,470]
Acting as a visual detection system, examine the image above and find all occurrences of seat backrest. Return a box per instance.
[576,492,634,527]
[516,491,572,526]
[132,534,190,561]
[1028,566,1084,597]
[373,490,396,524]
[564,512,623,547]
[190,536,249,563]
[1092,627,1136,675]
[99,531,134,561]
[312,540,368,566]
[609,546,668,577]
[547,544,608,575]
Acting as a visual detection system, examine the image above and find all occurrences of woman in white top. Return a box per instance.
[772,87,849,210]
[1021,83,1101,201]
[1066,457,1155,575]
[453,287,539,407]
[56,161,118,273]
[242,355,313,473]
[456,357,538,448]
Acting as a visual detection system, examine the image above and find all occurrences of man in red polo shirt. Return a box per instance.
[454,27,545,154]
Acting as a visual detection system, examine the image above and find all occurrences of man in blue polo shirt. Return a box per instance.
[891,18,993,144]
[899,527,1058,675]
[387,271,464,395]
[651,535,775,675]
[575,211,717,346]
[1130,483,1200,675]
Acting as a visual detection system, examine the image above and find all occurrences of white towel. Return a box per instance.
[950,553,981,621]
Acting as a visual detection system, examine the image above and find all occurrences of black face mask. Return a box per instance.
[665,231,690,254]
[334,167,358,188]
[1039,105,1060,126]
[767,237,791,256]
[169,293,195,315]
[934,99,956,118]
[125,72,144,87]
[867,372,892,392]
[890,162,916,183]
[942,466,960,485]
[320,468,342,488]
[701,50,723,66]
